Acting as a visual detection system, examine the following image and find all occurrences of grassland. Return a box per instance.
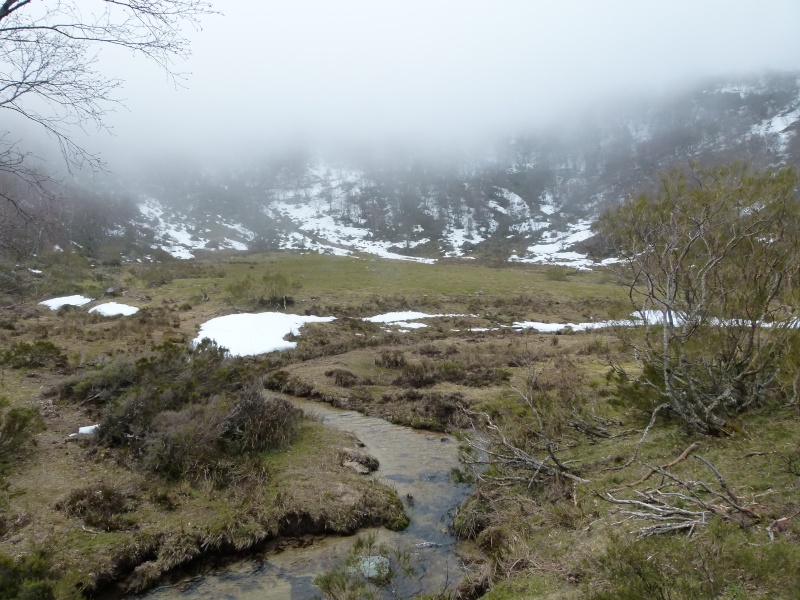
[1,249,799,599]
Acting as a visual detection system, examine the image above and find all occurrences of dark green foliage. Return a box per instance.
[0,398,44,466]
[1,340,67,369]
[56,483,137,531]
[57,340,302,482]
[0,550,55,600]
[606,364,663,414]
[54,356,138,406]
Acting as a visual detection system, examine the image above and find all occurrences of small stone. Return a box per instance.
[355,555,389,580]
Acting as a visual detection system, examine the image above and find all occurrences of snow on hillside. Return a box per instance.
[138,198,255,259]
[751,107,800,153]
[270,201,436,263]
[509,219,598,269]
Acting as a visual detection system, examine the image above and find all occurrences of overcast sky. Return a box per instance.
[88,0,800,165]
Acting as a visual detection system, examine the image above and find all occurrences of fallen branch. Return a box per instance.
[598,453,760,537]
[767,509,800,542]
[604,402,670,472]
[463,409,589,487]
[628,441,701,487]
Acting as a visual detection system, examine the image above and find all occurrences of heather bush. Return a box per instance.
[55,340,302,483]
[1,340,67,369]
[56,483,137,531]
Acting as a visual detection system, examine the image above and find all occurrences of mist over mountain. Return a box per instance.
[51,71,799,268]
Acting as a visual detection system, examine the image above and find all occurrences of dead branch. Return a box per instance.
[463,409,589,487]
[628,441,701,486]
[598,453,760,537]
[604,402,670,471]
[767,509,800,542]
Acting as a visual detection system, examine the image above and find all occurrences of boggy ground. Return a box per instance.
[2,250,799,599]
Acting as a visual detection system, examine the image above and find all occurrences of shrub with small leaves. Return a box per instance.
[0,398,44,467]
[1,340,67,369]
[0,550,55,600]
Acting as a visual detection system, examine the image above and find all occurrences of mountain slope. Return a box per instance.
[73,72,800,267]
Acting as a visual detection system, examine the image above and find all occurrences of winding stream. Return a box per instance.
[143,398,472,599]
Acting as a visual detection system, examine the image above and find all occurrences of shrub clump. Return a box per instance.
[325,368,358,387]
[56,483,137,531]
[0,398,44,470]
[375,350,406,369]
[224,272,301,310]
[57,340,303,483]
[392,359,510,389]
[0,550,57,600]
[1,340,67,370]
[586,523,800,599]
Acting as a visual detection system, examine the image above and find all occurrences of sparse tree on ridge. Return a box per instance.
[0,0,215,229]
[598,163,800,434]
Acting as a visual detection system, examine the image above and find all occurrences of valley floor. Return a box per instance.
[1,251,799,599]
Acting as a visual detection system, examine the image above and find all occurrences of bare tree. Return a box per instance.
[598,163,800,434]
[0,0,215,224]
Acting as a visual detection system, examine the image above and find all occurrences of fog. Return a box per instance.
[66,0,800,168]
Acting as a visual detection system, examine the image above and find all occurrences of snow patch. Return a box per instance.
[89,302,139,317]
[40,295,92,310]
[194,312,336,356]
[509,219,598,269]
[69,424,100,437]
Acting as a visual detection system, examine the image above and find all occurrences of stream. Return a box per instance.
[143,398,472,599]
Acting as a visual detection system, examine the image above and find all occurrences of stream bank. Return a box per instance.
[142,397,472,599]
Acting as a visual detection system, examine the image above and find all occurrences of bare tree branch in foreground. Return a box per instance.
[0,0,216,248]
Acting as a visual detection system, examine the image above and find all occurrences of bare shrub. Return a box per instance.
[57,483,137,531]
[325,368,358,388]
[375,350,406,369]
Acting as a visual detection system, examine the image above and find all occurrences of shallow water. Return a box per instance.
[143,398,471,599]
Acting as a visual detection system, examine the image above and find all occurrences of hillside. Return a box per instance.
[47,72,800,269]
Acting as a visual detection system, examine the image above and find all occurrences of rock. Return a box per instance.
[338,447,379,473]
[342,460,370,475]
[354,555,389,580]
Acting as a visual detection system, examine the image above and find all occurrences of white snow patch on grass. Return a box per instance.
[386,321,428,329]
[513,320,616,332]
[69,424,100,437]
[89,302,139,317]
[364,311,465,323]
[40,295,92,310]
[194,312,336,356]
